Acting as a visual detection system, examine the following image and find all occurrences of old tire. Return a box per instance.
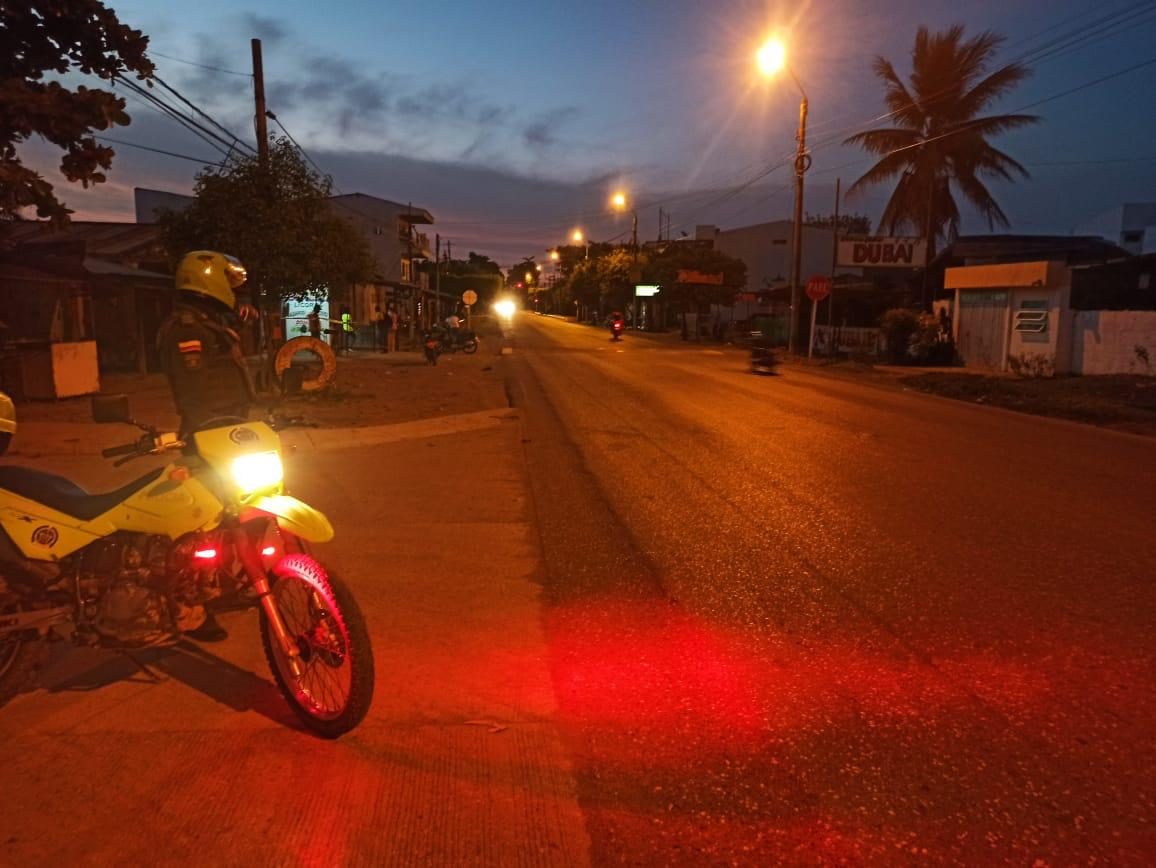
[274,337,337,393]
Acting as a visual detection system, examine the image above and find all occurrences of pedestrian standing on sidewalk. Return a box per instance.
[373,305,388,352]
[308,303,321,340]
[340,306,354,354]
[388,305,400,352]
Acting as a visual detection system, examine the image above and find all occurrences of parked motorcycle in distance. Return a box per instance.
[423,325,478,364]
[0,395,375,738]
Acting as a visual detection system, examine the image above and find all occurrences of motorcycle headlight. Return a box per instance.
[231,451,283,492]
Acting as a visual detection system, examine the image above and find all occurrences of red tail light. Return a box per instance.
[193,548,217,561]
[261,546,276,557]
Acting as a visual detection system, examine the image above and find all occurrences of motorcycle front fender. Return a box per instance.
[242,495,335,543]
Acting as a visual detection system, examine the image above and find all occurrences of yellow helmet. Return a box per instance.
[175,250,248,309]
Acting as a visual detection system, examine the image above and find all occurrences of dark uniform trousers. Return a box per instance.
[157,305,257,435]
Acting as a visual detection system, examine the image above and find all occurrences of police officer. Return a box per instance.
[157,251,258,641]
[158,250,258,437]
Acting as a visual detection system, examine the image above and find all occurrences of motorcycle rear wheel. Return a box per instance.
[462,338,478,354]
[0,605,46,709]
[259,556,375,738]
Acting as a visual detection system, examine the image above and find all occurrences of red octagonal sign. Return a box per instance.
[805,275,831,302]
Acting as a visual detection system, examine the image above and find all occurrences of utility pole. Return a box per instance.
[829,177,840,346]
[251,39,268,166]
[251,37,271,387]
[434,233,441,324]
[788,91,809,354]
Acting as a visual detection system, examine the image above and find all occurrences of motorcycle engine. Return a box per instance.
[76,534,206,644]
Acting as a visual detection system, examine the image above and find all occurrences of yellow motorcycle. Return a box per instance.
[0,395,374,738]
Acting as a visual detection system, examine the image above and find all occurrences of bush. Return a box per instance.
[879,308,919,363]
[880,308,956,365]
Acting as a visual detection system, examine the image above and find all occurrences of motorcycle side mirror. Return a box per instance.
[92,394,132,425]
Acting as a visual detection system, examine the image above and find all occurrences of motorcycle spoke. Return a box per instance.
[268,573,353,720]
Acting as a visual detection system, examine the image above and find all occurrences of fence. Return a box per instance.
[813,325,884,356]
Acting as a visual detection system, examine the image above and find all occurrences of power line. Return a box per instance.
[113,75,239,157]
[149,50,252,77]
[152,74,256,155]
[94,135,220,165]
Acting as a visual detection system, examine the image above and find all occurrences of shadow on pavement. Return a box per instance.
[42,640,299,730]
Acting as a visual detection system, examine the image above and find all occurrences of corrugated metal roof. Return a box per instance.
[2,221,162,257]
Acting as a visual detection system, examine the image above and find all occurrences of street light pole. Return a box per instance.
[757,37,810,354]
[787,69,809,355]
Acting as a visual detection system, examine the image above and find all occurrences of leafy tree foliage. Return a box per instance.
[443,251,501,278]
[506,257,540,289]
[643,243,747,312]
[160,137,374,306]
[845,25,1037,254]
[1,0,154,223]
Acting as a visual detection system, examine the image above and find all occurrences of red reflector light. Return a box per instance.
[193,548,217,560]
[261,546,276,557]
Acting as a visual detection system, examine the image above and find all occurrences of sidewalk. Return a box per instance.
[9,347,510,457]
[0,347,591,864]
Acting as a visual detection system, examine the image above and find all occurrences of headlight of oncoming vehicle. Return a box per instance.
[231,451,283,492]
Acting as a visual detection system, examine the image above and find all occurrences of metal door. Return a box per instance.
[957,291,1008,369]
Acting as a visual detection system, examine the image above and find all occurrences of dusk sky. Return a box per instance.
[26,0,1156,266]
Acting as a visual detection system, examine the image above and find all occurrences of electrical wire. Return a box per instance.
[149,50,252,77]
[94,135,222,164]
[113,75,240,157]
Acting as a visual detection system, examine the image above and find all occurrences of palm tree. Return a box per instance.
[845,25,1039,257]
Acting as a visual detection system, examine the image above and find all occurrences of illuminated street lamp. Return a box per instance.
[757,35,809,354]
[571,228,590,260]
[609,192,638,253]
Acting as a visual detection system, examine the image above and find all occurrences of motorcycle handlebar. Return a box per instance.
[101,442,140,458]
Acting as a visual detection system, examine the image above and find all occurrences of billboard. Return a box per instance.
[676,270,725,285]
[837,237,927,268]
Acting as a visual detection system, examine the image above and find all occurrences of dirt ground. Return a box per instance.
[898,371,1156,435]
[15,344,511,433]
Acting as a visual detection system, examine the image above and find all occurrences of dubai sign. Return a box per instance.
[837,237,927,269]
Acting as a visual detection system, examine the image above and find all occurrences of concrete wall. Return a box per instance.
[1070,311,1156,375]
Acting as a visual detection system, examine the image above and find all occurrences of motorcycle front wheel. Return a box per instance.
[259,555,375,738]
[462,338,478,354]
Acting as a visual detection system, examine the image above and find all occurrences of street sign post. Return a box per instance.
[462,289,477,327]
[805,276,831,360]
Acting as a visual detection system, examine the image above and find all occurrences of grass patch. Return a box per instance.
[900,373,1156,434]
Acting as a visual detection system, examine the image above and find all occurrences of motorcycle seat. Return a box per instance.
[0,466,164,521]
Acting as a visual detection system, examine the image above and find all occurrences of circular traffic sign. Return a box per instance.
[805,275,831,302]
[462,290,478,306]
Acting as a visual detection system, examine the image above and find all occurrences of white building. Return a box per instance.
[697,221,837,293]
[1076,203,1156,255]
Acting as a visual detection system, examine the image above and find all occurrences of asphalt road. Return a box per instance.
[508,314,1156,865]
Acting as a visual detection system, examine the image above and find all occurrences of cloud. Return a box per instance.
[241,13,287,45]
